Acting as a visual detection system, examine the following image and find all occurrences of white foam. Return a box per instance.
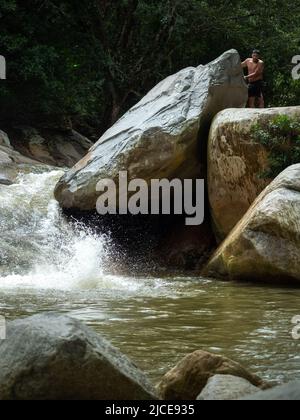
[0,169,112,290]
[0,168,183,296]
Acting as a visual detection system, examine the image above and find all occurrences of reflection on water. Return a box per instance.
[1,276,300,385]
[0,168,300,385]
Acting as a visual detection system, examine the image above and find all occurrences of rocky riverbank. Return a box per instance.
[0,313,298,400]
[1,49,300,400]
[0,125,93,187]
[2,50,300,281]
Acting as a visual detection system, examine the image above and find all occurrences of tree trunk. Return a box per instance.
[110,101,122,125]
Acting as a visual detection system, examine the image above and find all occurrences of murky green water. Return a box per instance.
[1,277,300,384]
[0,169,300,385]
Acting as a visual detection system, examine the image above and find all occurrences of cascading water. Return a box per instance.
[0,166,171,293]
[0,168,109,289]
[0,166,300,385]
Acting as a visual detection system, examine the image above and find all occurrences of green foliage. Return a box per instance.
[0,0,300,136]
[270,76,300,107]
[251,115,300,178]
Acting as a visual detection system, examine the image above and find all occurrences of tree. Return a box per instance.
[0,0,299,137]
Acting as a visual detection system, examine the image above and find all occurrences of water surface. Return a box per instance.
[0,168,300,384]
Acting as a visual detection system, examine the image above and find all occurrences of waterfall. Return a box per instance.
[0,167,111,290]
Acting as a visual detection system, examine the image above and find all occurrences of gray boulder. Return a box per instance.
[0,142,41,166]
[0,139,45,186]
[197,374,260,400]
[203,164,300,284]
[8,127,93,168]
[55,49,247,210]
[241,381,300,400]
[0,313,157,400]
[207,106,300,241]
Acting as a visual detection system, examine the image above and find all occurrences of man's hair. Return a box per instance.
[252,49,261,55]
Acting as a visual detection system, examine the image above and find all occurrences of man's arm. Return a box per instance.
[241,59,249,69]
[246,61,264,79]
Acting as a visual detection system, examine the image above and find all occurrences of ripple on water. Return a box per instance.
[1,170,300,384]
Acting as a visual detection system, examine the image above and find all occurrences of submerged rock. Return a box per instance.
[203,164,300,284]
[0,313,157,400]
[208,106,300,241]
[157,350,265,400]
[197,374,260,400]
[55,50,247,211]
[0,175,14,186]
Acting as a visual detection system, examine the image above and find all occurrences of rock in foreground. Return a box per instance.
[203,164,300,284]
[207,107,300,241]
[157,350,265,400]
[240,381,300,400]
[0,313,157,400]
[55,50,247,211]
[197,374,260,400]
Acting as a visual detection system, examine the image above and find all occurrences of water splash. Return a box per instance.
[0,168,112,290]
[0,167,185,295]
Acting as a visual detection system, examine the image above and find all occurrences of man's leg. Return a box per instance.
[259,94,265,108]
[248,97,255,108]
[248,84,256,108]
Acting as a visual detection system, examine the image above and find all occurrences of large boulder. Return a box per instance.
[240,381,300,400]
[157,350,265,400]
[0,313,157,400]
[8,127,93,168]
[55,50,247,211]
[208,106,300,241]
[203,164,300,284]
[197,374,260,400]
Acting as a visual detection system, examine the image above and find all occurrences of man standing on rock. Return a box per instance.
[242,50,265,108]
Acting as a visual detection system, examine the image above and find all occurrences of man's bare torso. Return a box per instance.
[245,58,264,82]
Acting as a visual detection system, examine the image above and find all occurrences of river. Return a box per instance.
[0,167,300,385]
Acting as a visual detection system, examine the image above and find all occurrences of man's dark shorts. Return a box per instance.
[248,80,264,98]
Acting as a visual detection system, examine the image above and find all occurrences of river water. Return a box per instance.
[0,168,300,385]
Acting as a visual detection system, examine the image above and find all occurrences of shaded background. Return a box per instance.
[0,0,299,139]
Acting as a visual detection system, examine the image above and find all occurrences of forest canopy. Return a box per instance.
[0,0,299,138]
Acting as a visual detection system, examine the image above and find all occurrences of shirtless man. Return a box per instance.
[242,50,265,108]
